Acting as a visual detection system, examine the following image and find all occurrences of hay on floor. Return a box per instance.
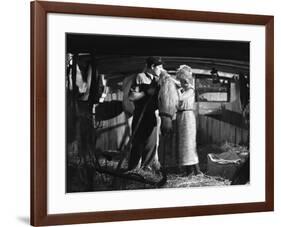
[163,173,231,188]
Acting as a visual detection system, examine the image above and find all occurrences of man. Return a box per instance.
[128,56,164,171]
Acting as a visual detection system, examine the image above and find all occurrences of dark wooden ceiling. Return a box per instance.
[67,33,249,62]
[67,34,249,81]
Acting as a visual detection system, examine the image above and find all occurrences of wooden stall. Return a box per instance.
[89,56,249,167]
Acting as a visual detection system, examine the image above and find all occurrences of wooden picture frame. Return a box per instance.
[30,1,274,226]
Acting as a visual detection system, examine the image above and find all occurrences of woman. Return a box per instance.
[176,65,202,177]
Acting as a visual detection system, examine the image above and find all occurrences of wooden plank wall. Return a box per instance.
[197,115,249,146]
[95,89,127,152]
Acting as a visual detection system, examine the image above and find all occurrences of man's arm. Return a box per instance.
[129,86,156,101]
[128,73,146,101]
[129,90,145,101]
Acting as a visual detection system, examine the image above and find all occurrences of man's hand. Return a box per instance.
[128,91,145,101]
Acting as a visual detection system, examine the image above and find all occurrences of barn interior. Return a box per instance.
[66,33,250,192]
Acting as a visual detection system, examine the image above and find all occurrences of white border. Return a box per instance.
[47,13,265,214]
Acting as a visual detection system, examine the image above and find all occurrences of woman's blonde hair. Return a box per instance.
[176,65,193,84]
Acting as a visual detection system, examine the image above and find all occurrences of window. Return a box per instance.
[195,74,230,102]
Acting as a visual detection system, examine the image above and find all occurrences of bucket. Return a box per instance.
[207,150,243,180]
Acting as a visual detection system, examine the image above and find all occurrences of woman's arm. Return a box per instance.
[180,87,195,100]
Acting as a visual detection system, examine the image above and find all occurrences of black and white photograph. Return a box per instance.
[66,33,250,193]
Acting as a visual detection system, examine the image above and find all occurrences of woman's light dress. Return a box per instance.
[176,87,198,166]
